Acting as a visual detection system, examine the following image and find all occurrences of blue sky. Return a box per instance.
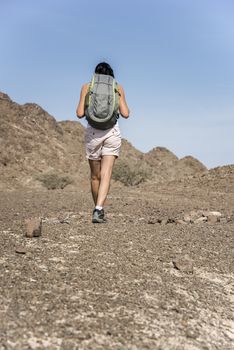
[1,0,233,168]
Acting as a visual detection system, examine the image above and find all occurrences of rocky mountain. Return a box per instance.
[143,148,207,182]
[0,92,210,189]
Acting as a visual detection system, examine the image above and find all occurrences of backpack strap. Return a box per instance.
[115,83,121,96]
[113,81,120,113]
[88,75,95,106]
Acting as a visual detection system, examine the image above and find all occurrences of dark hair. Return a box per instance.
[95,62,114,78]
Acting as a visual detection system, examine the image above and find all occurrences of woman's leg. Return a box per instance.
[88,159,101,205]
[96,155,116,207]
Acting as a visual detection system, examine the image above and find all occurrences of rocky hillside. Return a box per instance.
[0,92,210,189]
[143,147,207,182]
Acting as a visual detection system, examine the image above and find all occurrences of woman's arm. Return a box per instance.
[118,85,130,118]
[76,84,88,118]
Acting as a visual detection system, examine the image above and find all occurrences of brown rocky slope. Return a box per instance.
[0,91,227,190]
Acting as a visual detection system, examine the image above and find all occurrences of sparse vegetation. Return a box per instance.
[112,160,150,186]
[36,173,73,190]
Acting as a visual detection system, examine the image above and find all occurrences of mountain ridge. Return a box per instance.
[2,91,229,190]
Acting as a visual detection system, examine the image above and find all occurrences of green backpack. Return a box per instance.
[85,73,120,130]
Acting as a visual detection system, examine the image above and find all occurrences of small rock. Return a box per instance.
[207,211,222,217]
[175,219,187,225]
[189,210,200,218]
[207,215,219,224]
[161,218,168,225]
[183,215,192,223]
[172,256,194,273]
[58,212,71,224]
[167,218,175,224]
[188,210,204,220]
[147,219,156,224]
[25,218,42,238]
[194,216,207,224]
[59,218,70,224]
[15,246,26,254]
[219,217,227,224]
[186,328,198,339]
[138,217,145,221]
[201,345,210,350]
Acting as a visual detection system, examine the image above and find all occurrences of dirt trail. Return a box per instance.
[0,184,233,350]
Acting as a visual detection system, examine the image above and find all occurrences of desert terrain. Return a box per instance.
[0,92,233,349]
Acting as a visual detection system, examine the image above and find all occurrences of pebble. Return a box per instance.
[147,219,156,224]
[15,246,26,254]
[207,211,222,217]
[219,217,227,224]
[161,219,168,225]
[176,219,187,225]
[194,216,207,224]
[172,255,194,273]
[25,217,42,237]
[184,215,192,223]
[207,215,219,224]
[186,328,199,339]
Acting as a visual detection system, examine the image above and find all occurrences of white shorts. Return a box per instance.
[85,124,121,160]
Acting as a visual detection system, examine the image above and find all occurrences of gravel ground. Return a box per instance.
[0,182,233,350]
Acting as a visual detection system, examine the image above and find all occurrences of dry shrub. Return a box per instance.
[36,173,73,190]
[112,160,150,186]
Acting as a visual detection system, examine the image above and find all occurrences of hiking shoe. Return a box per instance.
[92,209,106,223]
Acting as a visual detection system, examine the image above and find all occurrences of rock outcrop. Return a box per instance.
[0,92,211,189]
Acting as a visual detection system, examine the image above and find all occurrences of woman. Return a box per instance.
[76,62,129,223]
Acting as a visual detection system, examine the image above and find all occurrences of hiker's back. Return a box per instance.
[85,73,120,130]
